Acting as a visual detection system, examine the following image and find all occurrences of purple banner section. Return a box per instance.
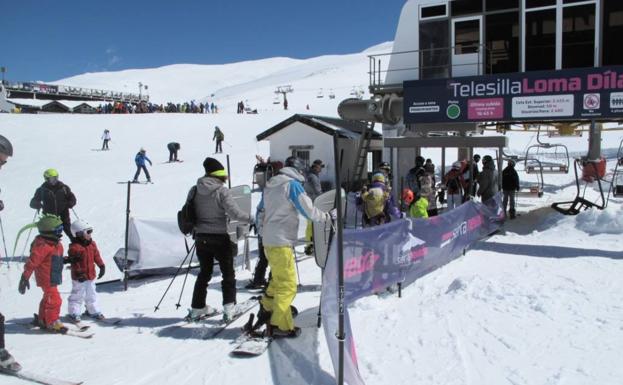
[321,196,504,385]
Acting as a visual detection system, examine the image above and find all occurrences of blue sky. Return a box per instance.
[3,0,404,82]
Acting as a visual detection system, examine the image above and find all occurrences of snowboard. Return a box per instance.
[227,185,252,246]
[231,334,272,357]
[312,188,345,268]
[161,160,184,164]
[116,181,153,184]
[0,368,83,385]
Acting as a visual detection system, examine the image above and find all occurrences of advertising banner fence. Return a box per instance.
[321,196,504,385]
[404,66,623,124]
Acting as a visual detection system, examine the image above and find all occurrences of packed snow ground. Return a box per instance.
[1,110,622,385]
[1,45,622,384]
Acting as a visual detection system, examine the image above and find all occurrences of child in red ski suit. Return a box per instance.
[18,215,66,331]
[67,220,106,321]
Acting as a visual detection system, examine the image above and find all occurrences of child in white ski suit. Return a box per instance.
[66,220,106,321]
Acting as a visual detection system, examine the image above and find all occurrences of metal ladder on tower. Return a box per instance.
[351,121,375,190]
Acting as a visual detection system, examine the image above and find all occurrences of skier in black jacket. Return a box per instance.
[167,142,181,162]
[29,169,77,240]
[502,160,520,219]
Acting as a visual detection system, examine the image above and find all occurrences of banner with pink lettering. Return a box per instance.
[321,196,504,385]
[404,65,623,124]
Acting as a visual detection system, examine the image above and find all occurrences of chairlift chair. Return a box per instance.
[329,89,335,99]
[608,138,623,198]
[524,126,570,174]
[317,88,324,99]
[551,157,607,215]
[349,87,357,96]
[507,155,544,198]
[273,96,280,105]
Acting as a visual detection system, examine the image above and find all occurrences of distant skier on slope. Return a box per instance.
[132,147,152,183]
[0,134,21,373]
[213,126,224,154]
[66,220,106,323]
[101,129,111,151]
[167,142,181,162]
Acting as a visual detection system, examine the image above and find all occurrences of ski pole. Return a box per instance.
[222,140,233,148]
[0,214,9,267]
[175,245,196,310]
[154,243,196,312]
[20,211,38,258]
[71,208,80,220]
[293,246,302,287]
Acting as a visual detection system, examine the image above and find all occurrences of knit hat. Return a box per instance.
[203,157,227,177]
[371,172,386,184]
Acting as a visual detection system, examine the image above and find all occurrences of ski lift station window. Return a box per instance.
[526,0,556,8]
[420,4,447,19]
[290,145,312,167]
[486,0,519,12]
[451,0,482,17]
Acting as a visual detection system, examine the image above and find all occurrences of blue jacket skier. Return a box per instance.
[132,148,152,183]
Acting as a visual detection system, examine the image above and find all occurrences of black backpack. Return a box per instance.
[177,186,197,236]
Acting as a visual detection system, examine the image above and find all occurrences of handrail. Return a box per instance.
[368,44,495,90]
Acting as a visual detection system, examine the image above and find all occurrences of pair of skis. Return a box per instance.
[176,296,261,339]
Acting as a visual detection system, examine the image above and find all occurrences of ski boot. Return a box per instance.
[267,324,301,339]
[245,279,267,290]
[67,313,81,323]
[47,320,68,334]
[0,348,21,373]
[184,305,217,322]
[304,244,314,256]
[223,303,237,322]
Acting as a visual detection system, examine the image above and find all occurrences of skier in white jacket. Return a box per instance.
[256,156,332,337]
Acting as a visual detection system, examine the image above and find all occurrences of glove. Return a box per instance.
[0,199,3,211]
[18,276,30,294]
[64,255,79,264]
[97,265,106,280]
[328,208,338,221]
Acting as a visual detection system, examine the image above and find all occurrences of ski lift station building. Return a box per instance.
[256,114,383,189]
[338,0,623,190]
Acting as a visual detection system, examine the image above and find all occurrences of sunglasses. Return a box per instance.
[86,229,93,235]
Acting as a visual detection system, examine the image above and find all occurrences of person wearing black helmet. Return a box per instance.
[464,154,481,201]
[502,159,520,219]
[255,156,332,338]
[405,156,426,195]
[378,161,392,184]
[0,134,20,373]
